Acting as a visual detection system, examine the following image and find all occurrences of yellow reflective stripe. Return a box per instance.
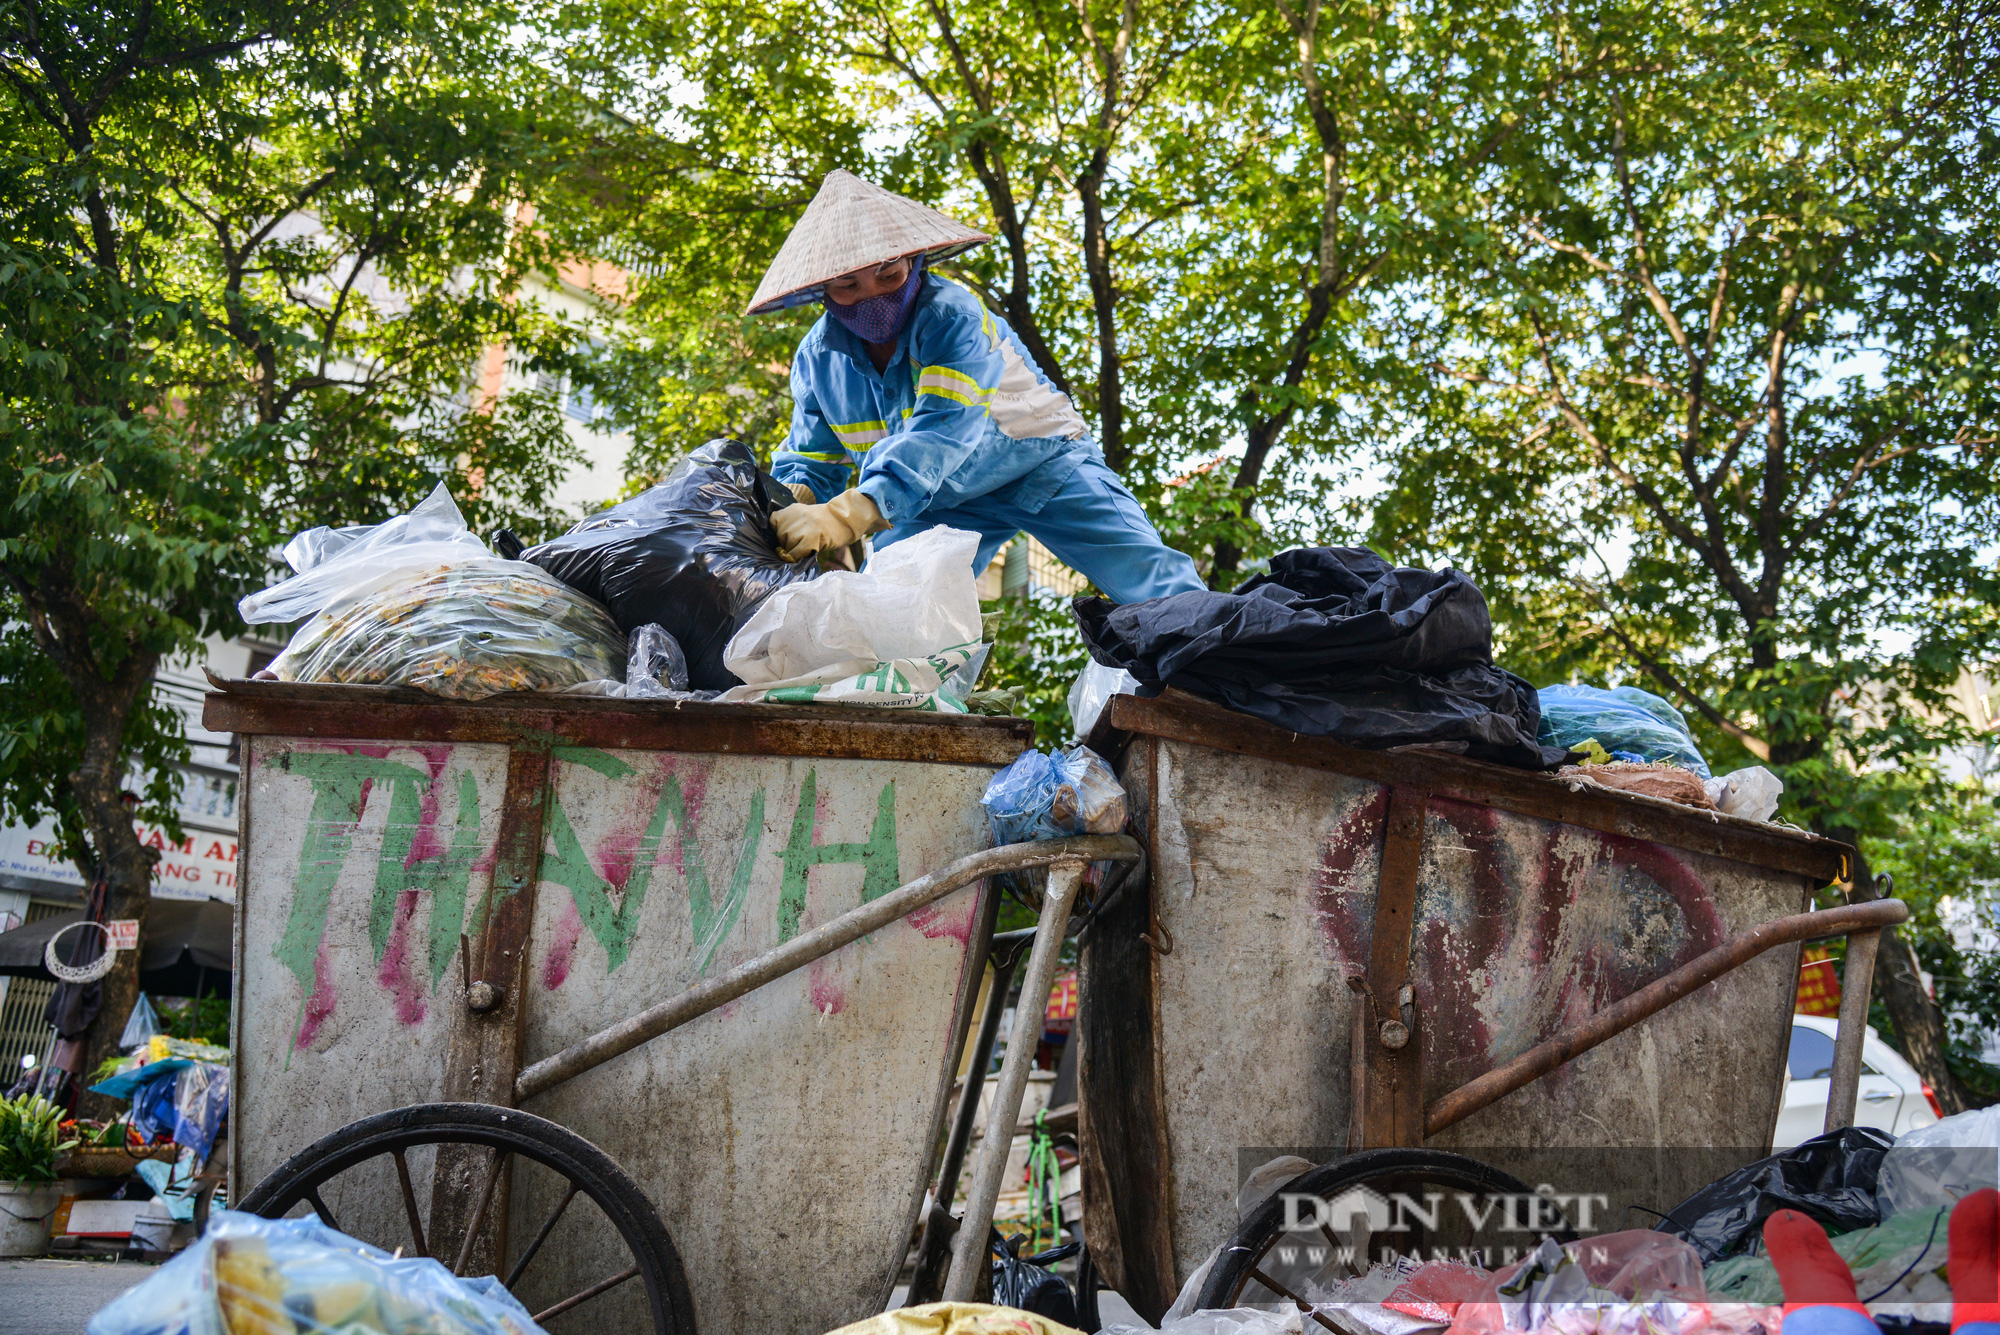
[786,450,847,462]
[920,365,987,394]
[829,418,889,447]
[918,383,986,409]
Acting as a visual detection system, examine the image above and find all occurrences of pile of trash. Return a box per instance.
[245,441,1002,712]
[1536,684,1782,821]
[242,482,628,699]
[89,1209,547,1335]
[88,1030,230,1167]
[1072,547,1566,769]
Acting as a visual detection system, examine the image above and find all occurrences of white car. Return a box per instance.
[1772,1013,1942,1149]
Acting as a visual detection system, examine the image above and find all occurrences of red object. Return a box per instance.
[1797,947,1843,1017]
[1949,1189,1999,1332]
[1765,1208,1869,1315]
[1924,1082,1946,1119]
[1043,968,1077,1036]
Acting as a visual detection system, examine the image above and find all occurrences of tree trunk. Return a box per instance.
[69,715,159,1118]
[1837,839,1986,1115]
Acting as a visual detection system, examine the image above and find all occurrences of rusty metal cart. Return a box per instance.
[207,677,1136,1335]
[1072,691,1903,1322]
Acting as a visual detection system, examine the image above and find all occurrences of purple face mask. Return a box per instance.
[822,258,927,343]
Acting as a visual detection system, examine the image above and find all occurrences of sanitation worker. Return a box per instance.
[749,170,1205,604]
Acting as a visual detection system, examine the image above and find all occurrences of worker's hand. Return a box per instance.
[786,481,817,504]
[773,488,889,561]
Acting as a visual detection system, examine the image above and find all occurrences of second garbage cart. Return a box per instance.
[1076,689,1884,1319]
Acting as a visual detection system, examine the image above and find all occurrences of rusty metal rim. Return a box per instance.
[206,679,1033,765]
[1421,897,1910,1138]
[1094,690,1850,881]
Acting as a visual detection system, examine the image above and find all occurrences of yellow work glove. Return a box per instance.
[773,488,888,561]
[786,481,817,504]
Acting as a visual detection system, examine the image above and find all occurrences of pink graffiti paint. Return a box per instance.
[295,942,341,1048]
[1307,790,1728,1088]
[375,889,428,1026]
[808,958,847,1015]
[542,899,585,990]
[906,896,977,945]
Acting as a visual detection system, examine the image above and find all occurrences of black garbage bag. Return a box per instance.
[1652,1127,1895,1261]
[990,1232,1081,1326]
[522,440,815,690]
[1072,546,1568,768]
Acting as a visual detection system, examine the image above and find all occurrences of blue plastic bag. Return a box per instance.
[982,746,1127,846]
[1536,684,1711,778]
[88,1208,548,1335]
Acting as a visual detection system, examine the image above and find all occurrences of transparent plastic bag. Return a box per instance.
[626,623,693,698]
[87,1208,547,1335]
[1702,767,1783,823]
[1536,685,1711,778]
[1068,659,1138,739]
[266,561,627,700]
[724,526,983,687]
[240,482,489,625]
[118,994,160,1052]
[982,746,1127,845]
[1876,1107,2000,1217]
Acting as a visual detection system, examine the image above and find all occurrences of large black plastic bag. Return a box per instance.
[1072,546,1568,768]
[522,440,815,690]
[1653,1127,1895,1261]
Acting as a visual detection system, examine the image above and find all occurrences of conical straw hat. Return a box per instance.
[746,170,990,315]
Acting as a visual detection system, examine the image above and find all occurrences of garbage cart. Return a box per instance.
[1074,690,1900,1320]
[208,677,1134,1335]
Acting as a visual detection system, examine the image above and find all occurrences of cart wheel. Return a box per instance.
[1195,1148,1576,1318]
[236,1102,695,1335]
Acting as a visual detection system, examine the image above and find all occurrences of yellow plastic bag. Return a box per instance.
[823,1302,1082,1335]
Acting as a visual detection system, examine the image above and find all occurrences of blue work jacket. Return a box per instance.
[772,276,1094,522]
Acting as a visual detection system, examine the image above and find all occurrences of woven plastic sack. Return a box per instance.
[266,561,627,699]
[982,746,1127,845]
[1537,685,1711,778]
[87,1208,547,1335]
[719,641,989,711]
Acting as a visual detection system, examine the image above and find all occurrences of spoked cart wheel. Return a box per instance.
[1196,1148,1577,1322]
[237,1103,696,1335]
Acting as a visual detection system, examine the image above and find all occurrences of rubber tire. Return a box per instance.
[237,1102,696,1335]
[1194,1147,1577,1311]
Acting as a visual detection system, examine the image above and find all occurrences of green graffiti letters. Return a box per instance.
[539,757,766,974]
[269,752,429,999]
[775,769,900,943]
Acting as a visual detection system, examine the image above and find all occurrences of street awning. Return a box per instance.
[0,898,232,997]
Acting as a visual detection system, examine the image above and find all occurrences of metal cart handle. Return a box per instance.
[514,835,1141,1103]
[1422,897,1909,1139]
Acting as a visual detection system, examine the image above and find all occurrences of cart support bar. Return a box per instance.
[1423,898,1909,1139]
[514,835,1140,1103]
[1823,928,1882,1135]
[944,857,1089,1301]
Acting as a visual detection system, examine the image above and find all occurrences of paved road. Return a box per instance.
[0,1258,158,1335]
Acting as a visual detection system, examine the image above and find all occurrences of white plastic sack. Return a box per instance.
[1703,766,1784,822]
[240,482,488,624]
[1876,1106,2000,1217]
[723,527,983,685]
[1068,659,1139,738]
[1103,1308,1307,1335]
